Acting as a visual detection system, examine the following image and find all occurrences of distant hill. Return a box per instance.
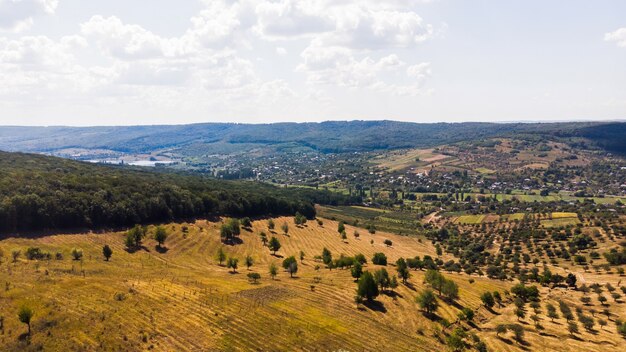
[0,151,357,234]
[0,120,624,155]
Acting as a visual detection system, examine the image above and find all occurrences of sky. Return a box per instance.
[0,0,625,126]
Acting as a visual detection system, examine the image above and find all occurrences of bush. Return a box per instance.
[71,248,83,261]
[372,252,387,265]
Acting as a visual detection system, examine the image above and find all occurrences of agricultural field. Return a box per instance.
[0,217,500,351]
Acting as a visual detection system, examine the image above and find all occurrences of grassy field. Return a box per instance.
[455,214,487,224]
[1,217,624,351]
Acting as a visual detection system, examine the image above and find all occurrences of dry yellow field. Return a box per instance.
[0,217,623,351]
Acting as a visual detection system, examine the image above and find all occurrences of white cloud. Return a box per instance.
[604,27,626,47]
[0,0,59,32]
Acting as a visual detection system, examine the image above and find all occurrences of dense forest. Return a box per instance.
[0,152,358,234]
[1,121,625,155]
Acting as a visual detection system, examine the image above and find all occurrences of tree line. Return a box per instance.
[0,152,358,234]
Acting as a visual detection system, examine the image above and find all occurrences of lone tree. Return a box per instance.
[260,231,268,246]
[269,263,278,280]
[281,222,289,235]
[102,245,113,261]
[384,239,393,247]
[154,226,168,248]
[216,247,226,265]
[338,221,345,234]
[125,225,145,249]
[268,219,275,230]
[283,256,298,278]
[227,257,239,273]
[245,255,254,270]
[268,236,281,255]
[416,289,438,315]
[357,271,379,301]
[18,305,33,335]
[247,272,260,284]
[546,303,559,322]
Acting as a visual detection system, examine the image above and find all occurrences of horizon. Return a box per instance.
[1,117,626,128]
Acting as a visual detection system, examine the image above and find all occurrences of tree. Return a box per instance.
[567,321,579,336]
[102,245,112,261]
[268,219,275,230]
[299,250,305,262]
[125,225,145,249]
[374,268,390,292]
[260,231,268,246]
[425,269,445,295]
[281,222,289,235]
[18,305,33,335]
[245,255,254,270]
[220,219,241,243]
[459,307,474,322]
[372,252,387,265]
[566,273,577,288]
[241,217,252,227]
[396,258,410,284]
[322,247,332,265]
[338,221,345,234]
[351,262,363,281]
[495,324,507,337]
[493,291,502,306]
[269,263,278,280]
[227,257,239,273]
[268,236,281,255]
[389,276,398,292]
[154,226,168,248]
[416,289,438,315]
[481,292,495,309]
[283,256,298,277]
[546,303,559,322]
[384,239,393,247]
[515,307,526,321]
[442,279,459,302]
[71,248,83,261]
[559,301,574,321]
[247,272,260,283]
[216,247,226,265]
[287,262,298,278]
[357,271,379,301]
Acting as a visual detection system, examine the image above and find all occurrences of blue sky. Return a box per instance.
[0,0,625,126]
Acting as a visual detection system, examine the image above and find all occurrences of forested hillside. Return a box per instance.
[1,121,624,155]
[0,152,357,234]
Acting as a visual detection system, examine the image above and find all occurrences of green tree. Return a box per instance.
[416,289,438,315]
[260,231,268,246]
[269,263,278,280]
[299,250,305,262]
[283,256,298,277]
[396,258,410,284]
[154,226,168,248]
[102,245,112,261]
[247,272,260,283]
[546,303,559,322]
[351,262,363,280]
[216,247,226,265]
[18,305,33,335]
[442,279,459,302]
[322,247,332,265]
[245,255,254,270]
[71,248,83,261]
[268,219,275,230]
[357,271,379,301]
[481,291,495,308]
[374,268,390,292]
[227,257,239,273]
[338,221,345,234]
[281,222,289,235]
[268,236,281,255]
[372,252,387,265]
